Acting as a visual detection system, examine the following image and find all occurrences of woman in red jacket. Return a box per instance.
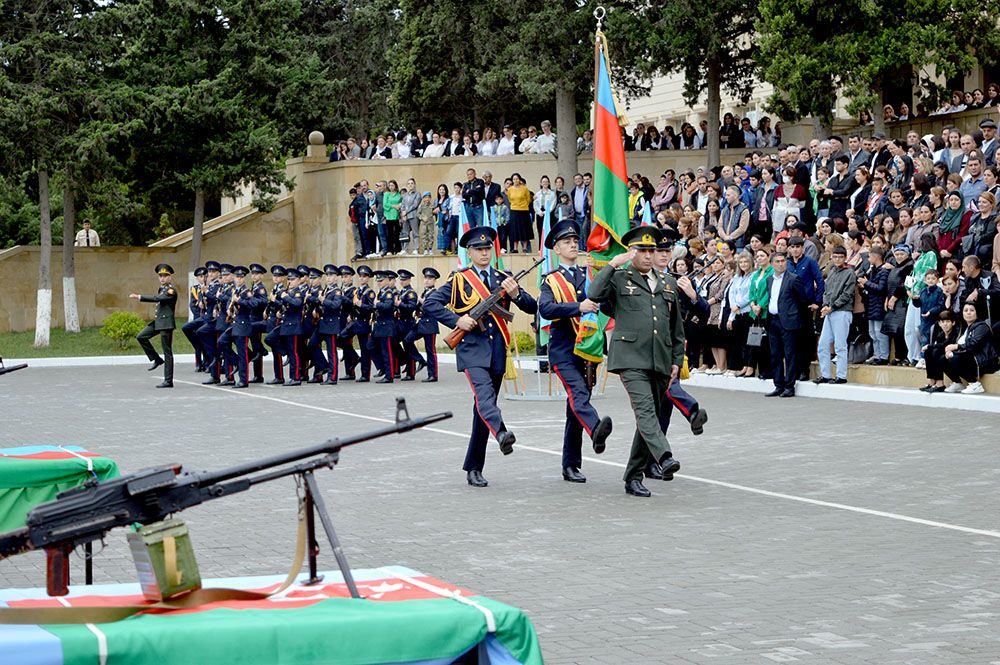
[936,190,971,261]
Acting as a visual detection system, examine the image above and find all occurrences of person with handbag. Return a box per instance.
[726,253,756,377]
[747,247,774,379]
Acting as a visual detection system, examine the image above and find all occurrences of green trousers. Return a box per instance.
[619,368,672,482]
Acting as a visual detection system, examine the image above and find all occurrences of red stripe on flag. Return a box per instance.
[594,103,627,183]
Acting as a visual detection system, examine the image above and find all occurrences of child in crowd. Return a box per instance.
[555,192,574,222]
[492,193,509,252]
[417,192,435,256]
[913,269,945,347]
[447,182,464,254]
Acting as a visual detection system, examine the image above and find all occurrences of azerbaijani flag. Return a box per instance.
[484,200,505,271]
[577,30,628,363]
[536,207,556,347]
[640,201,653,226]
[456,201,472,268]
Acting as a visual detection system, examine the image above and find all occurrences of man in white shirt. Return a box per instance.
[532,120,557,154]
[496,125,517,156]
[74,220,100,247]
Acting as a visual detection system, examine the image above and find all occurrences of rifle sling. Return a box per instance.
[0,503,308,625]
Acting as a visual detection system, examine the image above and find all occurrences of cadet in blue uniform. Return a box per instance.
[247,263,270,382]
[279,267,307,385]
[197,261,222,382]
[316,264,344,384]
[264,265,288,384]
[396,269,425,380]
[225,266,264,388]
[351,265,376,382]
[337,265,360,379]
[214,264,237,386]
[303,267,330,382]
[130,263,178,388]
[423,227,537,488]
[537,220,614,483]
[371,270,398,383]
[414,267,441,382]
[181,266,208,372]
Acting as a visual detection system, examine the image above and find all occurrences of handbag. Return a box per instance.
[746,325,766,347]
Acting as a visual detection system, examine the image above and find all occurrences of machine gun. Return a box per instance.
[0,399,451,597]
[0,357,27,376]
[444,257,545,350]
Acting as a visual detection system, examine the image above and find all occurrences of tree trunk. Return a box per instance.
[555,84,578,185]
[187,189,205,322]
[34,169,52,347]
[62,183,80,332]
[873,85,887,135]
[706,56,722,169]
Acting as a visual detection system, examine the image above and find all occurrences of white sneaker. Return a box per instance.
[915,358,926,369]
[944,382,965,393]
[723,370,737,377]
[705,367,723,375]
[962,382,985,394]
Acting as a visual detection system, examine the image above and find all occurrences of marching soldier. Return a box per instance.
[226,266,264,389]
[213,264,237,386]
[337,265,360,379]
[371,270,398,383]
[316,264,344,385]
[537,219,613,484]
[279,267,307,385]
[129,263,177,389]
[396,268,425,380]
[351,265,376,382]
[414,267,441,382]
[264,265,288,384]
[181,266,208,372]
[196,260,222,381]
[587,226,685,498]
[304,267,330,383]
[423,226,537,488]
[247,263,270,383]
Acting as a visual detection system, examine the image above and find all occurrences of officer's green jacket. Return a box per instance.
[587,263,685,375]
[140,285,178,331]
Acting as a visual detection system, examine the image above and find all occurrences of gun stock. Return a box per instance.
[444,327,465,350]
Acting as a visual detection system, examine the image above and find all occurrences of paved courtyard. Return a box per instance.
[2,363,1000,664]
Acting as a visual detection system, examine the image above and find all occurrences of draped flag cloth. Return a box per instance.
[484,201,505,272]
[536,207,555,347]
[457,202,473,268]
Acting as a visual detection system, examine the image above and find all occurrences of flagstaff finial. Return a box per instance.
[594,5,605,32]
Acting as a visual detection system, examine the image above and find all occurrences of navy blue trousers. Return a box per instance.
[552,358,600,469]
[462,367,506,472]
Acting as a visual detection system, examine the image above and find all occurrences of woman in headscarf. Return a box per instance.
[936,190,971,261]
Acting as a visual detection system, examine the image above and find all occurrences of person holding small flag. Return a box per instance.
[423,227,537,488]
[538,219,613,483]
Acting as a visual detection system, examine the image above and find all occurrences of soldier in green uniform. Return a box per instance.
[130,263,178,388]
[587,226,686,497]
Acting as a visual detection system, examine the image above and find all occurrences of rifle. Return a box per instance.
[0,357,27,376]
[0,399,451,596]
[444,257,545,350]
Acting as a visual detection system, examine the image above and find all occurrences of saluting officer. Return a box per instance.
[587,226,685,498]
[337,265,361,380]
[181,266,208,372]
[371,270,398,383]
[538,219,613,484]
[279,267,307,385]
[264,264,288,384]
[130,263,177,389]
[247,263,270,383]
[351,265,376,382]
[414,267,441,382]
[423,226,537,488]
[316,264,344,385]
[395,269,425,380]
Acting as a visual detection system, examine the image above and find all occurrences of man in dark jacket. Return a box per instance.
[758,252,807,397]
[825,155,858,221]
[130,263,178,388]
[858,247,891,363]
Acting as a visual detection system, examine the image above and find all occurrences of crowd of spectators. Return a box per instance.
[345,117,1000,394]
[859,85,1000,125]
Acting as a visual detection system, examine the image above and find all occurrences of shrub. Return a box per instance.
[100,311,146,349]
[513,331,535,354]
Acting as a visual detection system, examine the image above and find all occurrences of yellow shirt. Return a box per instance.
[507,185,531,212]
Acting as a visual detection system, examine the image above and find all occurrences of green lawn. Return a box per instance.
[0,326,196,358]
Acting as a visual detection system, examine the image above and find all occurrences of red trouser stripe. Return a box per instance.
[464,369,498,438]
[666,379,692,418]
[292,336,300,380]
[553,365,594,437]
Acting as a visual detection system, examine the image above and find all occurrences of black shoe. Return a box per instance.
[421,377,438,383]
[765,389,782,397]
[322,378,337,385]
[284,380,302,386]
[266,378,284,385]
[202,377,220,385]
[812,376,831,384]
[309,375,323,384]
[928,385,945,393]
[341,374,355,381]
[919,384,935,392]
[233,382,248,389]
[415,360,427,373]
[155,381,173,388]
[779,388,795,398]
[689,408,708,436]
[798,372,810,382]
[195,366,205,373]
[562,466,586,483]
[498,430,516,455]
[220,379,235,387]
[376,377,393,383]
[400,376,415,382]
[625,479,651,497]
[659,456,680,480]
[466,470,488,487]
[249,377,264,384]
[833,378,847,384]
[356,377,370,383]
[591,417,612,454]
[148,358,164,372]
[645,461,664,480]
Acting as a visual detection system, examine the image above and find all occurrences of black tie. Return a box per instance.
[480,269,490,290]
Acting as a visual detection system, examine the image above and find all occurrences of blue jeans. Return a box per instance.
[868,319,889,360]
[466,203,484,228]
[375,222,388,253]
[818,310,852,379]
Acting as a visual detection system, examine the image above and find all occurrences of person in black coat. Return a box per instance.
[758,253,807,397]
[882,246,913,364]
[941,303,999,393]
[921,310,958,392]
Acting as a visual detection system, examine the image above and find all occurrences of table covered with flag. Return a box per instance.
[0,446,120,532]
[0,566,544,665]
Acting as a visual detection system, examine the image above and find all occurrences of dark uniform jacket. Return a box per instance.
[396,286,418,336]
[587,264,684,375]
[317,287,344,336]
[139,284,178,331]
[214,283,234,332]
[279,285,306,336]
[415,287,440,335]
[230,285,265,337]
[538,265,588,366]
[372,286,397,338]
[348,285,375,335]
